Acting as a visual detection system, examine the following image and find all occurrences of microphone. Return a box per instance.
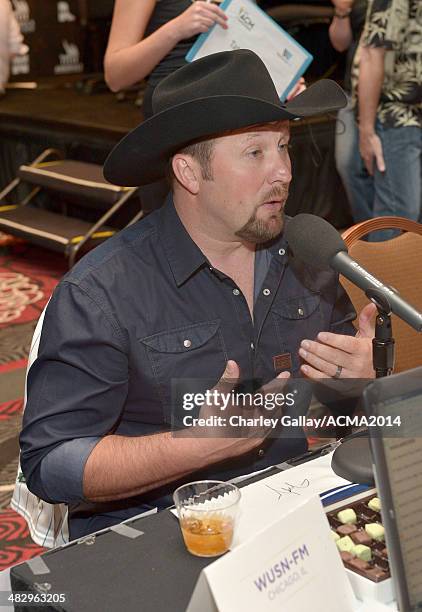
[285,214,422,332]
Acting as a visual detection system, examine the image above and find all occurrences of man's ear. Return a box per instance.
[172,155,199,194]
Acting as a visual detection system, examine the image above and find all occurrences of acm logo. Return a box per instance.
[237,7,255,31]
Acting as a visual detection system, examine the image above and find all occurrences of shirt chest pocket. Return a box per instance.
[139,319,227,420]
[271,294,322,373]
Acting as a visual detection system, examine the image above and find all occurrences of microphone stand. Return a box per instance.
[331,289,396,484]
[370,289,395,378]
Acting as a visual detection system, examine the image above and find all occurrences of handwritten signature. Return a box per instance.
[265,479,310,501]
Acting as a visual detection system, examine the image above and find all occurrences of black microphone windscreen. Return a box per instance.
[285,214,348,268]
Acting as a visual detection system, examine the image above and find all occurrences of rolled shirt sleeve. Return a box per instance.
[39,437,101,503]
[20,281,129,503]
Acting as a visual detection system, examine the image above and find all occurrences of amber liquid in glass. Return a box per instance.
[181,515,234,557]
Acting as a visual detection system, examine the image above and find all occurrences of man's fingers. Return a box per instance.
[277,370,291,380]
[218,359,240,384]
[212,359,240,399]
[301,333,374,379]
[299,338,350,367]
[375,151,386,173]
[300,364,330,379]
[299,346,345,377]
[356,302,377,338]
[374,137,386,173]
[256,370,290,397]
[365,155,374,176]
[309,332,360,354]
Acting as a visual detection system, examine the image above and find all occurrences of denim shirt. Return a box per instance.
[20,197,356,537]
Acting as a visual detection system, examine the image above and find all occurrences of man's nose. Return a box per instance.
[268,154,292,184]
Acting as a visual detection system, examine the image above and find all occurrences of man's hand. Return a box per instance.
[84,362,290,502]
[189,360,290,453]
[299,303,377,379]
[359,129,386,175]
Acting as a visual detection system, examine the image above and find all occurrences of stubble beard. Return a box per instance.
[235,187,288,244]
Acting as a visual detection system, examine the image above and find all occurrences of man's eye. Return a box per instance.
[248,149,262,157]
[278,143,288,151]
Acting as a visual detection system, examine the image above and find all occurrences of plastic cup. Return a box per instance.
[173,480,241,557]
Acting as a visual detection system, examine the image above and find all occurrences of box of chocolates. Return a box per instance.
[325,489,395,604]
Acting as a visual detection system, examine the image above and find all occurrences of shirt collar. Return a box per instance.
[259,216,290,259]
[157,196,290,287]
[157,196,208,287]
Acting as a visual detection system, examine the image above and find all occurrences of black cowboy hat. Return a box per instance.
[104,49,346,187]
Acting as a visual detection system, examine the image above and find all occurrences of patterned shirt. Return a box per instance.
[355,0,422,128]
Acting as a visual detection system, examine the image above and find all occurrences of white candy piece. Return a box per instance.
[351,544,372,562]
[365,523,385,541]
[368,497,381,512]
[336,535,354,552]
[337,508,357,525]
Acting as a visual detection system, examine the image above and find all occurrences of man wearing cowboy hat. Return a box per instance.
[20,50,375,540]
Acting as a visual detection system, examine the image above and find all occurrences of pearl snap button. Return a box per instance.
[183,339,192,348]
[233,288,240,296]
[278,248,286,256]
[298,308,304,316]
[263,288,271,296]
[258,449,265,457]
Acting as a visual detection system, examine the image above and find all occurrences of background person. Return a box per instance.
[358,0,421,240]
[329,0,373,223]
[0,0,28,95]
[104,0,228,212]
[104,0,228,117]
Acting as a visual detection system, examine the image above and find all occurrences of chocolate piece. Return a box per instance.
[340,551,353,562]
[351,530,372,545]
[337,524,357,536]
[347,557,370,571]
[337,509,357,524]
[373,551,389,570]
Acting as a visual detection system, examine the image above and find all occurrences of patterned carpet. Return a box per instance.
[0,239,66,570]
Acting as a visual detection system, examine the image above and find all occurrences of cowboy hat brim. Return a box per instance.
[104,79,346,187]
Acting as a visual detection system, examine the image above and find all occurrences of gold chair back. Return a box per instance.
[340,217,422,373]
